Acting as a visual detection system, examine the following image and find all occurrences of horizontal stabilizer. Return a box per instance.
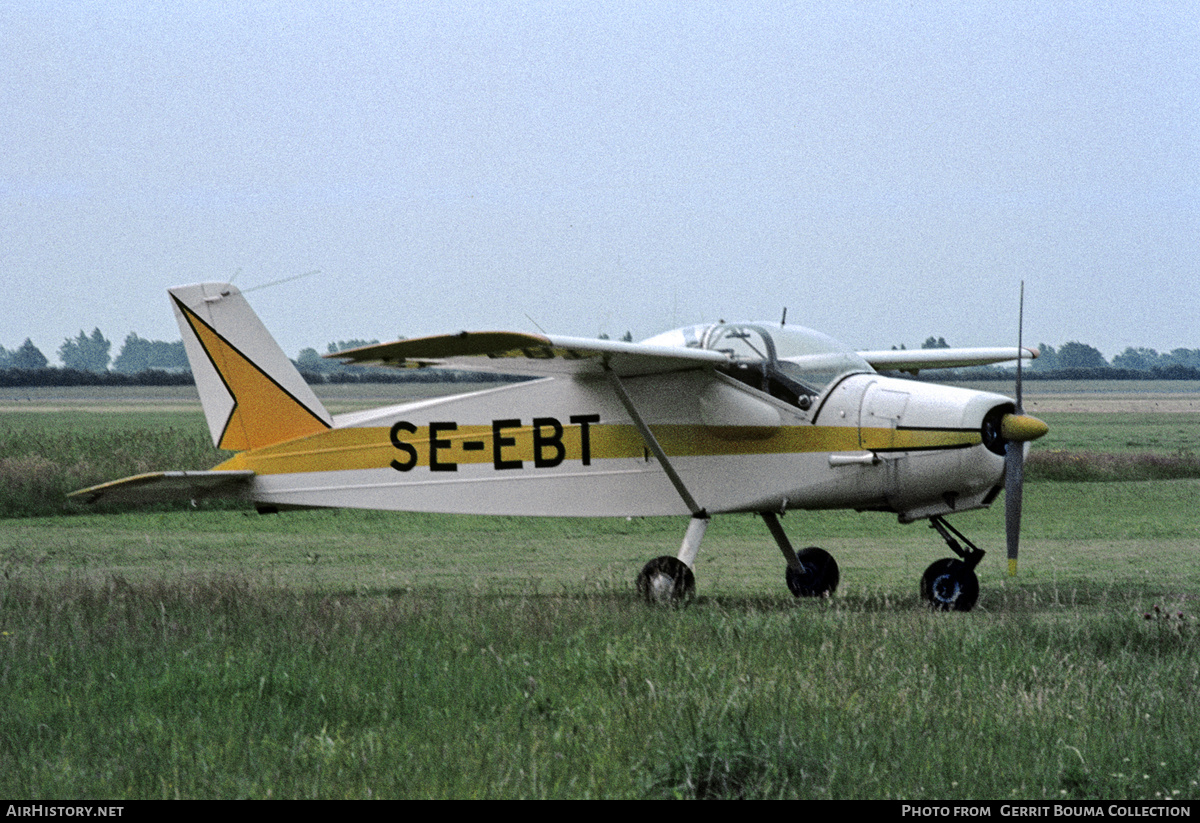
[69,470,255,506]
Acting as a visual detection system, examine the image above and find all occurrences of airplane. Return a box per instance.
[70,282,1048,611]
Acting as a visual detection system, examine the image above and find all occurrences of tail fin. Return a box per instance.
[170,282,332,451]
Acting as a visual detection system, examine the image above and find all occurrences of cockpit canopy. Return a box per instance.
[641,322,874,408]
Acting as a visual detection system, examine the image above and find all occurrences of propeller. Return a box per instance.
[1002,281,1048,575]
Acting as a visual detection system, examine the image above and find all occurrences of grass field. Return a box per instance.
[2,385,1199,798]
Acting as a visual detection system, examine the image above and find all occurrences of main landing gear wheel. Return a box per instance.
[920,558,979,612]
[785,547,840,598]
[636,556,696,605]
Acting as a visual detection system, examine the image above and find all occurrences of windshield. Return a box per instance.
[642,322,873,406]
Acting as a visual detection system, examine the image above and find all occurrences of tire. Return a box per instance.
[920,558,979,612]
[636,556,696,605]
[785,546,840,597]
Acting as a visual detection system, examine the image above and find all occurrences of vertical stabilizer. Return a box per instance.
[170,282,333,451]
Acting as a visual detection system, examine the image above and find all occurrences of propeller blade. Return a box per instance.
[1015,281,1025,415]
[1007,280,1028,576]
[1005,441,1024,575]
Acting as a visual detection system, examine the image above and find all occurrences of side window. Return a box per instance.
[718,361,813,410]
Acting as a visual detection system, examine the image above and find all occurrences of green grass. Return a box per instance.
[2,572,1198,799]
[1036,412,1200,455]
[3,393,1200,798]
[2,478,1199,798]
[0,411,228,517]
[1024,412,1200,482]
[1028,450,1200,482]
[4,478,1198,592]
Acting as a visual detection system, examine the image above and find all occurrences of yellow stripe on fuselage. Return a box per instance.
[862,427,982,452]
[215,422,981,475]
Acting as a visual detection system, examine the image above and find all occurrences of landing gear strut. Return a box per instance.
[921,516,984,612]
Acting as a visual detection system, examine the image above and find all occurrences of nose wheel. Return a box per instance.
[921,516,985,612]
[920,558,979,612]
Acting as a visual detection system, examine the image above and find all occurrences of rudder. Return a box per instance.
[170,282,333,451]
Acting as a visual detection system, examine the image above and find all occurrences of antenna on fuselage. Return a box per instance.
[242,269,321,294]
[780,307,788,326]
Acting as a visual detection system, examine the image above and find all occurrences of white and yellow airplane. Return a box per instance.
[71,282,1048,611]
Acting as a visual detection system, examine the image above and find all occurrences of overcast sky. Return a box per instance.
[3,1,1197,364]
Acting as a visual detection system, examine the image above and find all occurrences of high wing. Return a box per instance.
[68,470,255,506]
[333,333,1036,378]
[327,332,731,377]
[856,347,1038,374]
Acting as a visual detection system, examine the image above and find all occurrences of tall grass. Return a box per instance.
[1028,450,1200,482]
[1,576,1197,799]
[0,415,227,516]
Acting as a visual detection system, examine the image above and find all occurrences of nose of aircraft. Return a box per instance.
[999,412,1049,443]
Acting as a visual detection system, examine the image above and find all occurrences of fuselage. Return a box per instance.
[215,364,1014,522]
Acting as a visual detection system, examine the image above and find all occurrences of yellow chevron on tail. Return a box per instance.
[170,283,332,452]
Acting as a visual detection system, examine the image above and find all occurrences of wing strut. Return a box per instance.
[603,366,706,518]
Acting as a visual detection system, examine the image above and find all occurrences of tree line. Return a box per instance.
[907,337,1200,380]
[0,330,189,373]
[3,328,1200,385]
[0,333,517,387]
[0,332,390,373]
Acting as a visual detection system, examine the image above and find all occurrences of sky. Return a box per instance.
[3,1,1197,364]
